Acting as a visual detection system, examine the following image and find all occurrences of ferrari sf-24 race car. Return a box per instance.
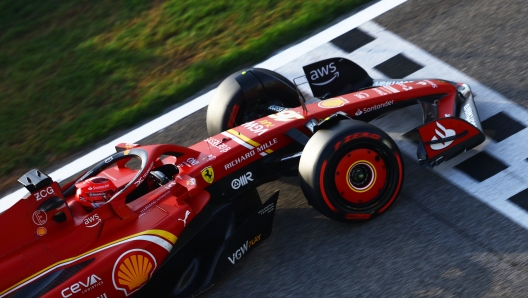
[0,57,485,297]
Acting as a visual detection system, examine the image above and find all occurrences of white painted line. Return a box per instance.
[1,91,213,210]
[0,0,408,211]
[255,0,408,70]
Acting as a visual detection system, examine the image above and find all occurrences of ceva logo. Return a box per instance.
[309,62,339,86]
[61,274,103,297]
[430,122,455,150]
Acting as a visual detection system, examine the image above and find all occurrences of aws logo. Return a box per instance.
[84,214,101,228]
[309,62,339,86]
[112,249,157,296]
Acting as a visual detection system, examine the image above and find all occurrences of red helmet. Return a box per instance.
[75,176,117,210]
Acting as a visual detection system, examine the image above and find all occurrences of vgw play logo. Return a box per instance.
[309,62,339,86]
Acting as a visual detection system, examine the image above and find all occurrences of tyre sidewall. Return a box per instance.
[206,69,299,136]
[300,120,404,222]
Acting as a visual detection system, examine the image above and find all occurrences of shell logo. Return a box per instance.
[112,249,157,296]
[36,227,47,236]
[318,97,349,108]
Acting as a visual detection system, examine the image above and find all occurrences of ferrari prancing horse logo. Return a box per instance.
[201,166,214,184]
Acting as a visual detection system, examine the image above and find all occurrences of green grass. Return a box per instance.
[0,0,369,187]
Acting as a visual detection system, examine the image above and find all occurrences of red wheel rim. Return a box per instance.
[334,148,387,204]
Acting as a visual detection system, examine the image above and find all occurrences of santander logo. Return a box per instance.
[430,122,455,150]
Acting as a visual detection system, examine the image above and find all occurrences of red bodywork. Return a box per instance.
[0,79,472,297]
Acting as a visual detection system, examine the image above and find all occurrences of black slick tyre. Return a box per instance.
[206,68,299,136]
[299,120,404,222]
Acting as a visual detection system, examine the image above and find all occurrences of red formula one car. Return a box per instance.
[0,58,485,298]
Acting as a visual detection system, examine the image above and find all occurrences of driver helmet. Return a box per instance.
[75,176,117,210]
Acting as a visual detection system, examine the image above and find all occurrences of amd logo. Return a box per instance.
[309,62,339,86]
[61,274,103,297]
[267,105,287,112]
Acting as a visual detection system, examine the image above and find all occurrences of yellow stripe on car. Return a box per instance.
[0,229,177,297]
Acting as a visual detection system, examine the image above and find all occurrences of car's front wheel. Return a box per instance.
[299,120,404,222]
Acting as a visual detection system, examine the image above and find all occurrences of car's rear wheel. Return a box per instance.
[299,120,404,222]
[206,68,299,136]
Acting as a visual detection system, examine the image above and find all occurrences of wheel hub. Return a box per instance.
[347,162,375,191]
[334,148,387,204]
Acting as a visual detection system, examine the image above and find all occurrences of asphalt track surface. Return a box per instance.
[4,1,528,297]
[165,1,528,297]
